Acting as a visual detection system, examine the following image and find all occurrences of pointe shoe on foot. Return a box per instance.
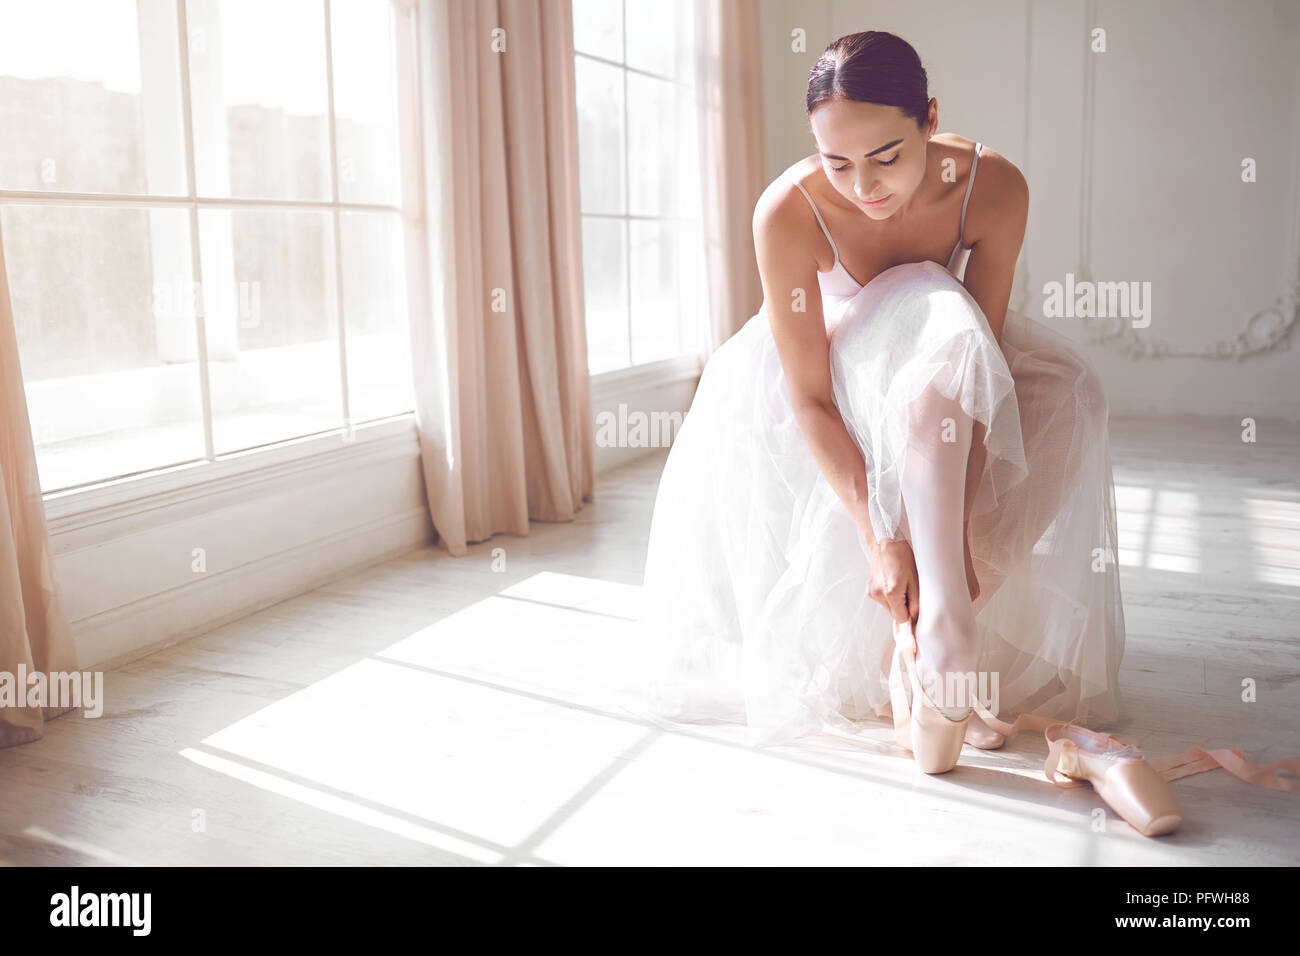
[964,714,1006,750]
[923,678,1300,833]
[889,618,972,774]
[1043,723,1183,837]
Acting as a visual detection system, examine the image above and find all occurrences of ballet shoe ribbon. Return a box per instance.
[891,617,917,657]
[1039,730,1144,789]
[886,620,1300,793]
[887,649,912,752]
[986,708,1300,793]
[887,620,917,751]
[1042,736,1091,789]
[1148,746,1300,793]
[889,618,964,724]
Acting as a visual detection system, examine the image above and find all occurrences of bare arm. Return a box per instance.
[962,146,1028,349]
[958,148,1029,527]
[752,184,880,548]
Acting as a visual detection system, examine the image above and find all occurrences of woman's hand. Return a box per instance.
[867,537,920,625]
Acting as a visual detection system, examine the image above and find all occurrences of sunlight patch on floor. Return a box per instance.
[177,571,1192,864]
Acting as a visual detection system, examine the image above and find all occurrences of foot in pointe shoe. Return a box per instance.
[1044,724,1183,837]
[964,712,1006,750]
[888,618,972,774]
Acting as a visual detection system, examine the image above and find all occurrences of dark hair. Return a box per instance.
[805,31,930,128]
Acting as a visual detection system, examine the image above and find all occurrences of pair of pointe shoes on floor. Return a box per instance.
[887,617,1300,838]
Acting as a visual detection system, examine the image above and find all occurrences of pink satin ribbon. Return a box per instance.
[887,618,1300,793]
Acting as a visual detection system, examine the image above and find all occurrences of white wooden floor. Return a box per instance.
[2,413,1298,865]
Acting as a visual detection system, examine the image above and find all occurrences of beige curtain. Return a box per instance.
[410,0,594,557]
[0,220,79,748]
[696,0,766,353]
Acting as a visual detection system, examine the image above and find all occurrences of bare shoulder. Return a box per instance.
[752,159,825,267]
[753,156,816,222]
[973,144,1027,203]
[964,143,1028,243]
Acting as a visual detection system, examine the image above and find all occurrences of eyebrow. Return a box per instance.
[819,138,904,161]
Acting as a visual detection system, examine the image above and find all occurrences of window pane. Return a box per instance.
[673,79,702,220]
[331,0,401,206]
[574,56,625,216]
[627,73,678,218]
[186,0,331,201]
[581,216,627,373]
[678,218,708,357]
[572,0,622,61]
[0,0,187,195]
[2,203,205,490]
[629,218,680,364]
[625,0,678,78]
[197,208,342,453]
[340,211,412,422]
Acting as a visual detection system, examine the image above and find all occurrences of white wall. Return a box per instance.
[51,391,695,672]
[47,420,433,670]
[759,0,1300,421]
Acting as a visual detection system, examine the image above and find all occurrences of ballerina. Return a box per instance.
[625,30,1126,768]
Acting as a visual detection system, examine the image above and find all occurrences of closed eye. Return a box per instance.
[832,152,900,172]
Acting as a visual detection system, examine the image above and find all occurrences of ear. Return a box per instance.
[926,98,939,136]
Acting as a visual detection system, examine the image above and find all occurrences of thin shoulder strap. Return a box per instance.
[957,142,983,247]
[788,177,840,265]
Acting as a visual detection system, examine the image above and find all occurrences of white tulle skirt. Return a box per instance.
[621,260,1126,748]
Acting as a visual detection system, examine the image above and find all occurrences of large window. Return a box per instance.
[572,0,708,375]
[0,0,417,493]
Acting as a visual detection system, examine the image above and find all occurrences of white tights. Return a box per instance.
[899,383,984,717]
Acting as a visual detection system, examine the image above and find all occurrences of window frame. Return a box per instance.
[0,0,424,510]
[574,0,706,375]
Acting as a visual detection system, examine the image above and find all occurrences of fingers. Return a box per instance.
[881,592,916,625]
[884,583,908,624]
[867,575,910,624]
[893,595,909,625]
[866,539,922,625]
[890,570,912,626]
[905,551,921,625]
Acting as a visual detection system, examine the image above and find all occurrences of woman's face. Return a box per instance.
[809,96,937,221]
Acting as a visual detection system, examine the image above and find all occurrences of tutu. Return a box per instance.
[619,144,1126,748]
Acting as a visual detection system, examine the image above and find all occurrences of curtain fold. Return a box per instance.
[0,220,79,749]
[411,0,594,557]
[695,0,767,354]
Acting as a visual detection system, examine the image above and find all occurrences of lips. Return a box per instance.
[862,194,890,206]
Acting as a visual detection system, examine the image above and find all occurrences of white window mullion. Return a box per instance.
[322,0,352,434]
[622,1,631,368]
[175,0,216,462]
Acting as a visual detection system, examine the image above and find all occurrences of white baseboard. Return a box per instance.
[47,418,434,671]
[591,354,701,475]
[46,356,704,671]
[73,507,432,672]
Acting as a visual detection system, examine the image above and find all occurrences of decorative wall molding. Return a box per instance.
[1077,280,1298,361]
[1068,0,1300,361]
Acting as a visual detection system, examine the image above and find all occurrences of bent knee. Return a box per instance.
[871,260,964,299]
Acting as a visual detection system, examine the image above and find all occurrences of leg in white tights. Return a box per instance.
[900,383,982,719]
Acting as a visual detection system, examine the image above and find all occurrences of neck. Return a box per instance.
[858,189,917,233]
